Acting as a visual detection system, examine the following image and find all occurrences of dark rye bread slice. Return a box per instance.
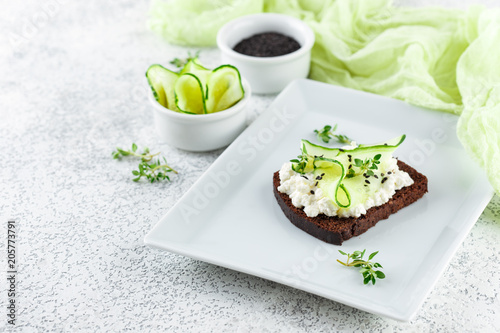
[273,160,428,245]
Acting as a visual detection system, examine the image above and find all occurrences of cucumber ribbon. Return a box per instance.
[314,157,351,209]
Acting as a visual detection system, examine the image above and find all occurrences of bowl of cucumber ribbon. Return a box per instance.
[146,57,250,152]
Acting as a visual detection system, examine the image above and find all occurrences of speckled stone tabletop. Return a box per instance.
[1,0,499,332]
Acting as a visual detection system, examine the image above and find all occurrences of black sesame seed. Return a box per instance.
[348,164,352,169]
[365,180,370,184]
[316,176,321,180]
[381,177,388,184]
[374,175,379,179]
[315,181,318,186]
[310,190,315,195]
[339,148,345,152]
[387,171,392,175]
[381,173,385,177]
[321,173,325,176]
[302,175,308,180]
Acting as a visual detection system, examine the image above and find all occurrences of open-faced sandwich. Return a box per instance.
[273,135,428,245]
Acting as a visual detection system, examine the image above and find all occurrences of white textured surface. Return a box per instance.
[0,0,499,332]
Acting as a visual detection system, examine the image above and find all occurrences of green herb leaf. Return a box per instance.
[368,251,379,260]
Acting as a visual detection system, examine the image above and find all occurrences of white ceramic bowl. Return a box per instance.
[217,13,315,94]
[149,80,250,152]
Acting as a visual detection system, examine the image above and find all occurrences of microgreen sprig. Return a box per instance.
[314,124,352,144]
[337,249,385,285]
[112,143,178,183]
[346,154,381,178]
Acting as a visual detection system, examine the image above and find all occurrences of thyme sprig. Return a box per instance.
[131,157,177,183]
[314,124,352,144]
[337,249,385,285]
[169,50,200,68]
[290,145,311,174]
[112,143,158,161]
[112,143,178,183]
[346,154,381,178]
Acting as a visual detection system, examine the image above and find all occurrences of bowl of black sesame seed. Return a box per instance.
[217,13,315,94]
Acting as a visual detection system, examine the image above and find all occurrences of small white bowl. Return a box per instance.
[149,80,251,152]
[217,13,315,94]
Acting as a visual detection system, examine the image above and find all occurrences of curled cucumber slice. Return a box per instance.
[181,58,211,90]
[206,65,244,113]
[180,58,209,75]
[146,64,179,111]
[174,73,207,114]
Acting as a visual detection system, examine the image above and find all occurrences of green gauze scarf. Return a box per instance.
[149,0,500,195]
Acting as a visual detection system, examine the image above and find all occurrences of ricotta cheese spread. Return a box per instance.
[277,158,414,218]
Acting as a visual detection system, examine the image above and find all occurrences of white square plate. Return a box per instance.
[144,79,493,321]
